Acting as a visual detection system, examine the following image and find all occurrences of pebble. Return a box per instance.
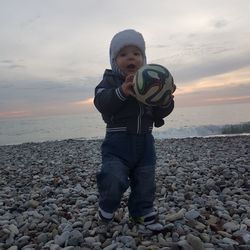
[185,209,200,220]
[223,221,240,232]
[186,234,204,250]
[165,208,186,222]
[0,136,249,249]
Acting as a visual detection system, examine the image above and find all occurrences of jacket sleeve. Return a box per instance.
[94,81,128,115]
[153,98,175,127]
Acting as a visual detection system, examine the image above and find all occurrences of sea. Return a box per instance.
[0,103,250,146]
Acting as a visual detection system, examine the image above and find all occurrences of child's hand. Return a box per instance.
[121,74,136,97]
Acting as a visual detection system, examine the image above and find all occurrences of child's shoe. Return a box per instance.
[98,208,114,223]
[95,208,115,235]
[129,212,164,232]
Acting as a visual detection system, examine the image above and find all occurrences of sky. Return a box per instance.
[0,0,250,118]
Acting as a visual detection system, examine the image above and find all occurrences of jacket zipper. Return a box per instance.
[137,103,144,134]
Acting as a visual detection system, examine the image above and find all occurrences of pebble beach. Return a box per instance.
[0,136,249,250]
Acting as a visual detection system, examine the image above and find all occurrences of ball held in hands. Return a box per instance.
[133,64,175,106]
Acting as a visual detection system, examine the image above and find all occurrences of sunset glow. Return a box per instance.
[72,98,94,106]
[0,111,32,119]
[177,66,250,95]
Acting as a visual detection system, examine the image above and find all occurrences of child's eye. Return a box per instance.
[134,52,140,56]
[119,53,126,57]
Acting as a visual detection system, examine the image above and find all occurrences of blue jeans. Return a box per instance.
[97,132,156,217]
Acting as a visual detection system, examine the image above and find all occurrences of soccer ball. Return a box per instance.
[133,64,174,106]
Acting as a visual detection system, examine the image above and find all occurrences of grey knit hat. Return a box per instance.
[109,29,147,76]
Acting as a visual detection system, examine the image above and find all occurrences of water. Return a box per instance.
[0,103,250,145]
[154,102,250,138]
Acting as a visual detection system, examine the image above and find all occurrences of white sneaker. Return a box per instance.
[130,211,165,232]
[98,208,114,223]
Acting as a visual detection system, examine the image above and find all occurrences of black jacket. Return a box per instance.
[94,69,174,134]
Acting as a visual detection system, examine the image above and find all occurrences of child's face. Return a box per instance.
[116,45,144,75]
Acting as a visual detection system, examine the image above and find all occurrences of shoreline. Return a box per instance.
[0,136,249,249]
[1,133,249,147]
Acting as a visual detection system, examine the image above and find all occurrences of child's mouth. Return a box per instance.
[127,64,136,69]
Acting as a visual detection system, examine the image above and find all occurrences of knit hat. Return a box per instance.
[109,29,147,76]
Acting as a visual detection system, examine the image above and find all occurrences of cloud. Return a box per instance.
[0,75,99,116]
[177,66,250,93]
[0,0,250,118]
[212,19,228,29]
[151,46,250,84]
[0,60,26,69]
[175,66,250,107]
[176,87,250,107]
[20,15,41,28]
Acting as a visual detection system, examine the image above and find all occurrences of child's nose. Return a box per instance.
[128,53,135,59]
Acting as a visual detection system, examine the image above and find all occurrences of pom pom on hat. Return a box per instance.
[109,29,147,76]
